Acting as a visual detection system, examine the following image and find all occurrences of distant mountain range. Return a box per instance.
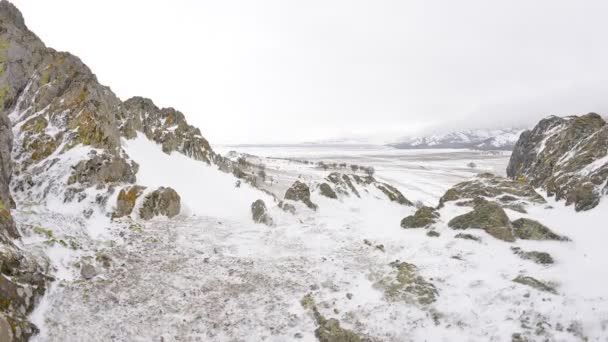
[389,128,525,151]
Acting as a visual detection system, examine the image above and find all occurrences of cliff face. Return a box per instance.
[0,0,220,338]
[507,113,608,211]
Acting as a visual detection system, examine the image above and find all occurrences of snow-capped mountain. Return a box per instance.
[389,128,525,151]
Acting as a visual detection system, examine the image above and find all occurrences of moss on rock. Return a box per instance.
[513,275,557,294]
[401,206,439,229]
[375,261,438,305]
[448,198,515,242]
[511,218,569,241]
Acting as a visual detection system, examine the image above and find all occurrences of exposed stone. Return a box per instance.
[426,230,440,237]
[375,183,413,206]
[511,247,554,265]
[278,201,296,214]
[285,181,317,210]
[113,185,146,218]
[68,152,138,186]
[513,275,557,294]
[251,199,273,226]
[401,206,439,229]
[300,293,363,342]
[80,263,97,280]
[439,173,546,209]
[507,113,608,211]
[120,97,215,163]
[139,187,181,220]
[319,183,338,199]
[448,198,515,242]
[375,261,438,305]
[511,218,569,241]
[454,233,481,242]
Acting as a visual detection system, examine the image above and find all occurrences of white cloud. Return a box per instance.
[12,0,608,143]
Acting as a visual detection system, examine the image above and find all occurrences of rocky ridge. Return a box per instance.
[507,113,608,211]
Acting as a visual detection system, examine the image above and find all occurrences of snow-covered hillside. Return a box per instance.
[390,128,524,151]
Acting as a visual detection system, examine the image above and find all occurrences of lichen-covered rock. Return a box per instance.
[511,247,554,265]
[319,183,338,199]
[113,185,146,218]
[401,206,439,229]
[327,172,360,197]
[300,293,363,342]
[507,113,608,211]
[439,173,546,209]
[448,198,515,242]
[513,275,557,294]
[511,218,569,241]
[119,97,215,163]
[285,181,317,210]
[375,183,413,206]
[68,152,138,186]
[375,261,438,305]
[139,187,181,220]
[251,199,273,226]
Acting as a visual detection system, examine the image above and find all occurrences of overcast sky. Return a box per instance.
[11,0,608,144]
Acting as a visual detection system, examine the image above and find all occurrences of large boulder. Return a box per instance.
[507,113,608,211]
[139,187,181,220]
[400,206,439,229]
[448,198,515,242]
[251,199,273,226]
[113,185,146,218]
[284,181,318,210]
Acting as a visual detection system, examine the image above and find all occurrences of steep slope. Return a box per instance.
[390,128,524,151]
[507,113,608,211]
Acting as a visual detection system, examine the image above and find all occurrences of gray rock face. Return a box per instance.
[80,263,97,280]
[68,152,139,186]
[507,113,608,211]
[251,199,273,226]
[119,97,215,163]
[139,187,181,220]
[285,181,318,210]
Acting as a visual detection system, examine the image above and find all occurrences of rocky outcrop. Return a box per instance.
[325,172,413,205]
[119,97,214,163]
[251,199,273,226]
[507,113,608,211]
[113,185,146,218]
[511,218,569,241]
[0,4,50,338]
[318,183,337,199]
[285,181,318,210]
[439,173,546,212]
[400,206,439,229]
[139,187,181,220]
[68,152,138,186]
[300,294,364,342]
[448,198,515,242]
